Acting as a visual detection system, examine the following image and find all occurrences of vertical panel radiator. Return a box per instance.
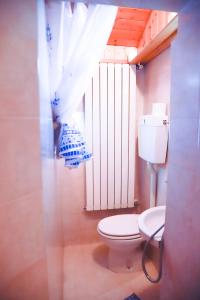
[85,63,136,211]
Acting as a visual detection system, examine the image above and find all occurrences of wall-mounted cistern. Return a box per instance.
[138,103,168,207]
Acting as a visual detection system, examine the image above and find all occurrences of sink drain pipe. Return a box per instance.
[142,224,165,283]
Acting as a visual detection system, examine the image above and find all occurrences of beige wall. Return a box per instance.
[0,0,48,299]
[0,1,63,299]
[136,48,171,211]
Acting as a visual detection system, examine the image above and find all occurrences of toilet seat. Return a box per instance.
[97,229,141,240]
[98,214,141,240]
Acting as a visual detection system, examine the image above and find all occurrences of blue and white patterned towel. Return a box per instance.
[58,122,92,168]
[52,95,92,168]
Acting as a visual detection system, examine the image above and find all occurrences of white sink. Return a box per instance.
[138,206,166,245]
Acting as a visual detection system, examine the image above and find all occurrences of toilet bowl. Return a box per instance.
[97,214,143,273]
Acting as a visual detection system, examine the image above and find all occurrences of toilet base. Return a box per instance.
[108,245,142,273]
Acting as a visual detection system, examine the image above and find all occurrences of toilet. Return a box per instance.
[97,109,169,273]
[97,214,143,273]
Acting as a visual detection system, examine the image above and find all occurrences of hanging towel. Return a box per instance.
[58,121,92,168]
[52,95,92,168]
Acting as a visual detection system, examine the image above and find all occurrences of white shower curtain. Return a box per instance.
[45,1,117,168]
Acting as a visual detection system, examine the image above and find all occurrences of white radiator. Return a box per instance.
[85,63,136,211]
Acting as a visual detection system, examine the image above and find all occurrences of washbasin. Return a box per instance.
[138,206,166,244]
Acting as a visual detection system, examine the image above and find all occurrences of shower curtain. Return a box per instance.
[45,1,117,167]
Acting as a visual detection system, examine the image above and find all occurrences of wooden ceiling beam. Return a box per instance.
[130,15,178,64]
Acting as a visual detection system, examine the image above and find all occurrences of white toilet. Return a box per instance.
[97,214,143,273]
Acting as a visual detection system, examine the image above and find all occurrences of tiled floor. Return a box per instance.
[64,242,160,300]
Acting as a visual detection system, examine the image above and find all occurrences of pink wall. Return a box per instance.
[0,0,48,299]
[136,48,171,211]
[161,1,200,299]
[0,0,63,299]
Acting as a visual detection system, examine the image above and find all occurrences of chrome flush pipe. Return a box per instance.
[147,162,158,207]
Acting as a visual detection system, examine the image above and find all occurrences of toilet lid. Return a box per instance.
[98,214,140,237]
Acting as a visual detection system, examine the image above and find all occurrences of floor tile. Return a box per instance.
[64,243,160,300]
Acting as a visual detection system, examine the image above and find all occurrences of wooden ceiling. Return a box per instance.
[108,7,152,47]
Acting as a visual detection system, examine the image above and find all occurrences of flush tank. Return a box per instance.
[138,115,168,164]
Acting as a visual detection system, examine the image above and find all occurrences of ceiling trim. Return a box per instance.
[130,15,178,64]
